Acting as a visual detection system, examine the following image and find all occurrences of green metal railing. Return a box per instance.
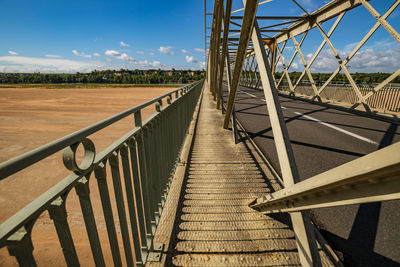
[0,80,203,266]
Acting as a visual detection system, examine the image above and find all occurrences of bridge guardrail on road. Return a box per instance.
[0,80,204,266]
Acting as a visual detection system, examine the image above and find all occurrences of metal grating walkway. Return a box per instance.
[169,90,303,266]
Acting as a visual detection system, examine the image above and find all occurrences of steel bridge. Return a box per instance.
[1,0,400,266]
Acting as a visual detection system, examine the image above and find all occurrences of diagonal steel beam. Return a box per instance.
[293,12,345,92]
[223,0,259,129]
[363,68,400,100]
[318,1,400,96]
[250,16,322,267]
[250,142,400,213]
[315,22,370,112]
[224,49,239,143]
[291,35,320,100]
[276,33,307,89]
[217,0,233,110]
[276,43,295,94]
[360,0,400,44]
[207,0,220,93]
[274,0,363,44]
[213,0,224,100]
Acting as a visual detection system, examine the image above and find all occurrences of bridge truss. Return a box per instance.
[205,0,400,266]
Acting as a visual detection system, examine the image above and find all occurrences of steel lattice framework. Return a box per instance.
[205,0,400,266]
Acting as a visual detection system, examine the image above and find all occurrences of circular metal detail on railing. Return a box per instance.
[62,138,96,174]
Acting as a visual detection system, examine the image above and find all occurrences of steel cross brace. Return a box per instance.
[276,42,295,95]
[317,0,400,102]
[315,21,371,112]
[292,12,345,99]
[217,0,233,110]
[249,15,322,267]
[223,0,258,129]
[275,32,307,92]
[291,35,321,101]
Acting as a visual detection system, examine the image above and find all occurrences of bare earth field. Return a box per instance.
[0,86,177,266]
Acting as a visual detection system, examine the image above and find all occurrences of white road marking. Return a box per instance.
[242,91,257,98]
[293,112,378,145]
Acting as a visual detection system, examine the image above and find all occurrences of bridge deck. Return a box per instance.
[152,88,334,266]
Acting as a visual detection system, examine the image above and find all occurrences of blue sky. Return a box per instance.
[0,0,399,73]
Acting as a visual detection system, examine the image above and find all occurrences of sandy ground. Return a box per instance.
[0,86,177,266]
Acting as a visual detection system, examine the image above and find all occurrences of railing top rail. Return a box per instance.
[0,81,201,180]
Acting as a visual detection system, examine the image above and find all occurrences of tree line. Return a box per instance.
[0,69,205,84]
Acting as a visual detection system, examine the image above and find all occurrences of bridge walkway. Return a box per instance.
[152,88,334,266]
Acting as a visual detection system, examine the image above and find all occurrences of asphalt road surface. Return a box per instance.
[222,83,400,267]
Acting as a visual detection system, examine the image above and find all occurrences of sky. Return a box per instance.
[0,0,399,73]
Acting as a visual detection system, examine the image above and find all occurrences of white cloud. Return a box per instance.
[8,51,18,56]
[298,0,318,12]
[0,56,101,73]
[93,53,100,57]
[158,46,174,55]
[44,54,61,58]
[277,41,400,73]
[186,55,197,63]
[149,52,155,56]
[120,41,129,47]
[136,51,145,55]
[105,50,135,62]
[199,61,206,69]
[194,48,205,53]
[181,49,189,54]
[72,49,92,58]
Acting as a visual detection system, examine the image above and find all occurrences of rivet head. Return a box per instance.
[257,257,262,262]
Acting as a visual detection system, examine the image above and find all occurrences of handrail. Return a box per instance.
[0,84,196,180]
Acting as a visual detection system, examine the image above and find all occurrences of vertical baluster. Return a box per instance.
[387,87,395,111]
[75,176,106,267]
[159,103,167,193]
[134,133,154,247]
[140,126,157,236]
[155,102,166,208]
[127,137,149,260]
[108,152,134,267]
[93,162,123,267]
[7,225,37,267]
[120,144,144,266]
[48,195,80,267]
[143,125,160,227]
